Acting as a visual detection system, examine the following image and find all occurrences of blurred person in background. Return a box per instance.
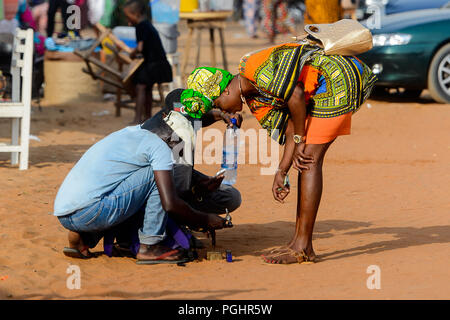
[243,0,261,38]
[262,0,296,43]
[304,0,342,24]
[28,0,49,35]
[46,0,81,38]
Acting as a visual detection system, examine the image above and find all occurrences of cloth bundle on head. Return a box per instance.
[180,67,234,118]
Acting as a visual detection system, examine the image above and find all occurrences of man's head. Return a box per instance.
[123,0,148,25]
[141,107,195,165]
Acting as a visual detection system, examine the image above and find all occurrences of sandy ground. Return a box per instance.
[0,22,449,300]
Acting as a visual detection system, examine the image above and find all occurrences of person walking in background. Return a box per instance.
[46,0,81,38]
[29,0,49,35]
[262,0,296,43]
[243,0,261,38]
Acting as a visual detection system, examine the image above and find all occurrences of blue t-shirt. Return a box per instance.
[53,125,173,217]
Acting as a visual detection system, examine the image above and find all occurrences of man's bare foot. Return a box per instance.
[137,244,186,262]
[67,231,90,258]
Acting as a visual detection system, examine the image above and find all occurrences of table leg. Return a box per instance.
[116,62,123,117]
[196,28,202,67]
[209,27,216,67]
[218,27,228,70]
[182,27,194,75]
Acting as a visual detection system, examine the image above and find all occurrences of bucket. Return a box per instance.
[112,26,137,49]
[150,0,180,24]
[154,23,179,54]
[210,0,233,11]
[180,0,198,12]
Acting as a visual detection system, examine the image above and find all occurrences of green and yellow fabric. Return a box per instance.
[180,67,234,118]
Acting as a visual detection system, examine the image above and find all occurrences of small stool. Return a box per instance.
[180,11,232,76]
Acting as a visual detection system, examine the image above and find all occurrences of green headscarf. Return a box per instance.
[180,67,234,118]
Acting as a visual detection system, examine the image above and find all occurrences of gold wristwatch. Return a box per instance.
[293,135,304,144]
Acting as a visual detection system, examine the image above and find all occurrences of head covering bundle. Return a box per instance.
[180,67,234,118]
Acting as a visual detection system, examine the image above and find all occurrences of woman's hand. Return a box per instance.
[293,142,314,172]
[221,112,243,128]
[272,171,290,203]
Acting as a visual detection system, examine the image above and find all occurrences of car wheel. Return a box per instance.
[428,43,450,103]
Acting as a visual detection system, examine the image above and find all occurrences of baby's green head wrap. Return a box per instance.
[180,67,234,118]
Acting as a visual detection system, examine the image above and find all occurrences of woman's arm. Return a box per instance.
[287,84,314,171]
[272,119,312,202]
[287,85,307,140]
[272,120,294,203]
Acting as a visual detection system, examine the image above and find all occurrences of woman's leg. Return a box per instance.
[264,139,334,263]
[290,140,334,255]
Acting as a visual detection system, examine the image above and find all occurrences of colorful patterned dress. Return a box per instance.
[239,43,377,144]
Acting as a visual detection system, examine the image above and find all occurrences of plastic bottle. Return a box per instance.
[221,118,239,185]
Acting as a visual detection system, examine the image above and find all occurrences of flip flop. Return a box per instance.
[63,246,92,259]
[136,249,190,265]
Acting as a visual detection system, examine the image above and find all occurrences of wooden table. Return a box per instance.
[180,11,232,76]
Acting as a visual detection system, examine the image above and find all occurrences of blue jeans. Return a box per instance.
[58,166,167,245]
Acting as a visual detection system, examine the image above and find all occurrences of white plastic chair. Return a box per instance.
[0,28,34,170]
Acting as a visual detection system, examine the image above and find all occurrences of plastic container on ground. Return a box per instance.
[150,0,180,25]
[112,26,137,48]
[210,0,233,11]
[221,118,239,186]
[153,23,179,54]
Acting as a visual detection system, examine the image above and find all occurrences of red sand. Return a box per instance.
[0,23,449,300]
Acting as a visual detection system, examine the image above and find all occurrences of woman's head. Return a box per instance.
[180,67,243,118]
[213,76,244,114]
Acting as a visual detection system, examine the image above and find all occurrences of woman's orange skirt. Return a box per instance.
[304,112,352,145]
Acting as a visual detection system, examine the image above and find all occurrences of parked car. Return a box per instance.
[358,8,450,103]
[356,0,450,20]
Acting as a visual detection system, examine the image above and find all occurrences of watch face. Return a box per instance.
[293,135,302,143]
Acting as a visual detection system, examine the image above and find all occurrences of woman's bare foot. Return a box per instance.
[262,245,316,264]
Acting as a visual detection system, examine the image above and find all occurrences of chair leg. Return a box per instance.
[11,118,20,165]
[19,118,30,170]
[20,107,30,170]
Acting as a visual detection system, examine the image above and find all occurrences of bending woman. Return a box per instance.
[179,43,376,264]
